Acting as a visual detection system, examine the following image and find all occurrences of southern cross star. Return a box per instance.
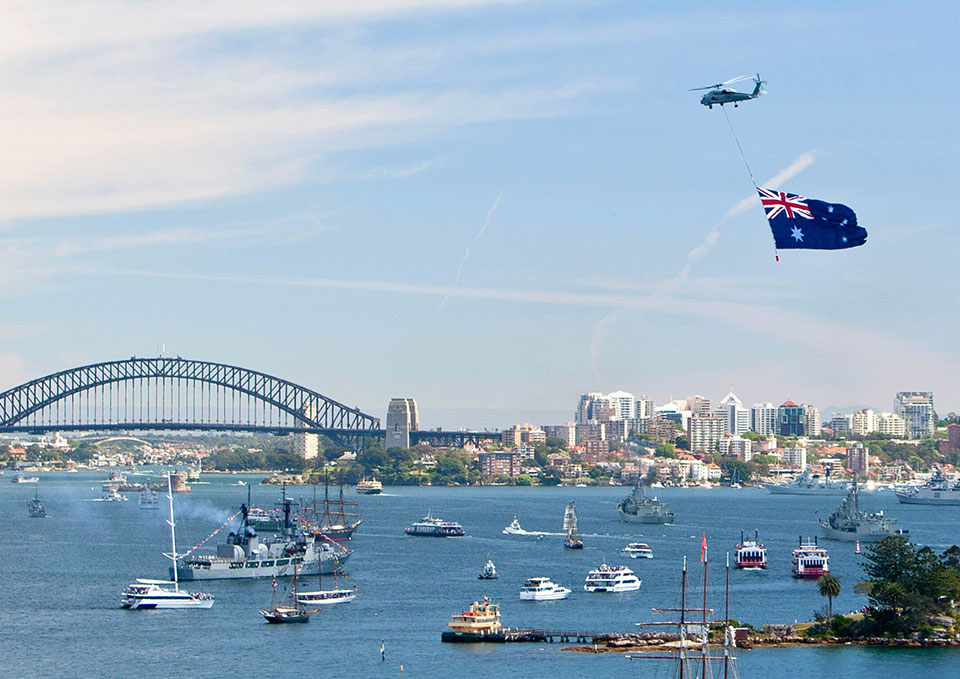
[791,226,804,242]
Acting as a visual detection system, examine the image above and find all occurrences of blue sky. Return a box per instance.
[1,1,957,428]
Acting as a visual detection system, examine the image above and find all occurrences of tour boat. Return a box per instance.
[121,474,215,610]
[405,512,464,537]
[295,552,360,606]
[621,542,654,559]
[791,536,829,579]
[12,473,39,484]
[734,530,767,569]
[519,577,571,601]
[583,564,641,593]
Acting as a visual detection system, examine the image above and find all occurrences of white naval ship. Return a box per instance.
[174,492,350,581]
[895,469,960,505]
[766,469,850,495]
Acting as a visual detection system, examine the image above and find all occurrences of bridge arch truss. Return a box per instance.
[0,357,380,442]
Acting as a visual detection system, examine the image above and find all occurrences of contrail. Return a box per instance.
[589,152,815,377]
[658,151,815,291]
[437,191,504,311]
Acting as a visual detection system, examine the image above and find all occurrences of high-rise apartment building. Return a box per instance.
[386,397,419,449]
[636,395,655,419]
[894,392,935,439]
[830,413,852,435]
[686,395,712,417]
[847,441,869,476]
[607,391,637,420]
[875,412,906,438]
[850,408,876,436]
[803,405,821,438]
[777,400,805,436]
[688,414,724,454]
[543,423,576,448]
[292,402,319,460]
[782,446,807,470]
[719,390,749,436]
[750,402,777,436]
[501,423,546,447]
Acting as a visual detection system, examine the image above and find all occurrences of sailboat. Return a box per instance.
[296,541,360,605]
[261,566,321,623]
[120,473,215,609]
[478,554,499,580]
[629,542,739,679]
[563,501,584,549]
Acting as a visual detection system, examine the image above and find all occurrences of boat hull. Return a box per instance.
[818,522,897,542]
[122,597,215,610]
[175,552,349,581]
[894,492,960,505]
[618,509,674,524]
[767,485,848,496]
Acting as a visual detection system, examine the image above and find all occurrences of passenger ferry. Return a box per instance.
[621,542,654,559]
[791,536,829,579]
[405,512,465,537]
[356,476,383,495]
[519,577,571,601]
[734,530,767,569]
[442,597,502,641]
[583,564,641,592]
[121,580,215,610]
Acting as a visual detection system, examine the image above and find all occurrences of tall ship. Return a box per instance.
[633,545,740,679]
[174,491,351,581]
[405,512,464,537]
[767,469,850,495]
[791,537,829,578]
[301,471,362,541]
[563,501,584,549]
[356,475,382,495]
[895,469,960,505]
[617,484,675,524]
[734,530,766,569]
[583,564,641,593]
[819,486,902,542]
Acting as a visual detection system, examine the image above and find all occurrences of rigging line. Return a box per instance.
[721,106,755,186]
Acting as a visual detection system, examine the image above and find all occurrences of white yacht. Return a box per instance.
[621,542,654,559]
[121,474,215,610]
[519,577,571,601]
[583,564,641,593]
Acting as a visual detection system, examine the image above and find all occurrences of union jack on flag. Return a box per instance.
[757,187,813,220]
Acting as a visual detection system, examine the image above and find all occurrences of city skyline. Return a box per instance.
[1,2,958,428]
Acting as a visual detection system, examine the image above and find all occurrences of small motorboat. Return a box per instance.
[621,542,653,559]
[478,554,499,580]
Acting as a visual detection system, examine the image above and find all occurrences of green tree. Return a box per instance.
[654,443,677,459]
[516,473,533,486]
[817,573,842,617]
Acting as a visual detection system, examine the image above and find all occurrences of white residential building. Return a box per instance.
[894,392,935,439]
[876,412,906,437]
[688,415,724,454]
[803,405,821,438]
[607,391,637,420]
[719,436,752,460]
[636,395,655,419]
[782,447,807,470]
[750,402,777,436]
[850,409,877,436]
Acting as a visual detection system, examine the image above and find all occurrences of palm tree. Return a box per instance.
[818,573,842,618]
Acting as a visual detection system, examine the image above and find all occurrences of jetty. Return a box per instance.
[442,627,606,644]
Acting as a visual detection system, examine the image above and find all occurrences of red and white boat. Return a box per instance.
[734,530,767,569]
[791,536,829,579]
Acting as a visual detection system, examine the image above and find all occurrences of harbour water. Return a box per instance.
[2,474,958,677]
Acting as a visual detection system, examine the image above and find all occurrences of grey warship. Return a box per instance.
[174,491,350,581]
[819,484,903,542]
[617,484,675,524]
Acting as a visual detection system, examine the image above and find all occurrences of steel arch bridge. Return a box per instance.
[0,357,381,446]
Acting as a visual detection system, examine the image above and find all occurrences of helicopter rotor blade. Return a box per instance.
[720,74,755,86]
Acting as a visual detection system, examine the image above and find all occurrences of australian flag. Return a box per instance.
[757,187,867,250]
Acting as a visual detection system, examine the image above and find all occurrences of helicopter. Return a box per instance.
[690,74,766,109]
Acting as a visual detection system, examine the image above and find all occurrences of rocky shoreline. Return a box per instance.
[562,629,960,653]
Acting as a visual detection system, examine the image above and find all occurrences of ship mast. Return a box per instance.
[701,541,708,679]
[724,552,730,679]
[163,472,180,592]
